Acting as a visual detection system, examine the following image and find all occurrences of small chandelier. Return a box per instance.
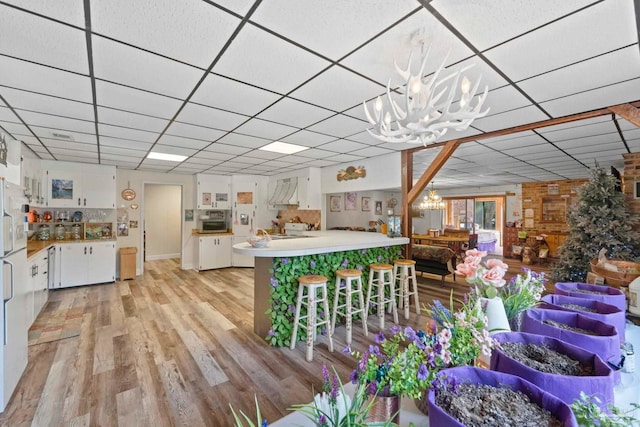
[419,182,445,210]
[364,45,490,146]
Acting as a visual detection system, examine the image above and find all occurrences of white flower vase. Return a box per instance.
[478,296,511,334]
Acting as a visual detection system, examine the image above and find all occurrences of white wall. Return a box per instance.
[144,184,181,260]
[321,152,401,194]
[116,169,196,274]
[325,190,400,230]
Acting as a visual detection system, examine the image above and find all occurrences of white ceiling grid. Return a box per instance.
[0,0,637,188]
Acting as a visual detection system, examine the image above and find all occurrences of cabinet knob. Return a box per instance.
[78,197,81,206]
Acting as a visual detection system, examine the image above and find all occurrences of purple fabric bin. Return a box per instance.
[522,308,620,363]
[491,332,615,410]
[427,366,578,426]
[540,294,626,343]
[554,282,626,312]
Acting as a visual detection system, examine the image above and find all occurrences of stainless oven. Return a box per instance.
[199,210,228,233]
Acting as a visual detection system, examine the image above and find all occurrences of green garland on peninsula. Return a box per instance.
[265,245,403,347]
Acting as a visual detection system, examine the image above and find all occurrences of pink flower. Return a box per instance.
[465,249,487,258]
[479,266,506,288]
[485,259,509,270]
[455,262,478,277]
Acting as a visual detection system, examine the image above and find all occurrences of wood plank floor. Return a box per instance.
[0,257,549,426]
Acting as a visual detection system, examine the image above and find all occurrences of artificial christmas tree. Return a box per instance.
[552,164,640,282]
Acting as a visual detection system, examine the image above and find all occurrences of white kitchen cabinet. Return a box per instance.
[29,251,48,323]
[196,235,232,271]
[43,162,116,209]
[58,242,116,288]
[297,167,322,210]
[232,236,254,267]
[196,174,230,210]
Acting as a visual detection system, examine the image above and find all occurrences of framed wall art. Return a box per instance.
[330,195,342,212]
[345,192,357,210]
[361,197,371,211]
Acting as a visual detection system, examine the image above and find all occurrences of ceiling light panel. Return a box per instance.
[177,102,247,130]
[214,24,330,94]
[1,87,95,121]
[484,1,636,82]
[0,5,88,73]
[0,56,93,102]
[258,141,308,155]
[91,0,239,69]
[257,98,334,128]
[234,119,297,141]
[308,114,369,139]
[97,107,169,133]
[152,144,195,157]
[95,80,183,118]
[92,36,204,99]
[147,152,188,162]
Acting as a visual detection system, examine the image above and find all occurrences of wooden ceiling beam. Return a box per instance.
[407,139,461,204]
[609,103,640,127]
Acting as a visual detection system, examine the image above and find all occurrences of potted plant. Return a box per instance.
[498,267,547,330]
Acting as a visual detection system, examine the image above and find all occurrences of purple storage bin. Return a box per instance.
[491,332,615,410]
[522,308,620,362]
[427,366,578,426]
[541,294,626,343]
[554,282,626,312]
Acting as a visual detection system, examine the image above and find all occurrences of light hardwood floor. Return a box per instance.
[0,257,549,426]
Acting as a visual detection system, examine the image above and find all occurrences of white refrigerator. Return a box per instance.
[0,178,28,412]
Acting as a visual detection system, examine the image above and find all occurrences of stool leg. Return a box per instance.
[376,272,384,329]
[387,270,399,324]
[290,284,304,350]
[306,286,316,362]
[345,279,353,344]
[356,277,368,337]
[409,265,420,314]
[321,284,333,353]
[331,277,341,336]
[365,272,374,320]
[402,266,410,320]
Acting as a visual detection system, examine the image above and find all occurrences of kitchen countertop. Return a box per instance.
[232,230,409,257]
[191,229,234,236]
[27,238,117,259]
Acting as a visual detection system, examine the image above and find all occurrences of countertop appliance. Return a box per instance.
[199,210,228,233]
[0,178,28,412]
[284,222,307,236]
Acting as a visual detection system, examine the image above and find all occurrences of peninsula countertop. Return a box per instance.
[232,230,409,257]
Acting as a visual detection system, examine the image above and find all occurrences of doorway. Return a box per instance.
[143,184,182,262]
[446,196,505,255]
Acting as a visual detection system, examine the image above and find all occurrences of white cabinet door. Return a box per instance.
[33,253,48,320]
[197,236,232,270]
[297,168,322,210]
[232,236,253,267]
[45,170,83,208]
[82,171,116,208]
[59,243,87,288]
[87,242,116,284]
[26,257,38,325]
[196,175,230,210]
[215,235,232,268]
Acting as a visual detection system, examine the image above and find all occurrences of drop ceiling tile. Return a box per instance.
[209,0,254,16]
[214,24,330,94]
[229,156,265,165]
[91,0,239,69]
[0,107,19,123]
[308,114,369,138]
[296,148,338,160]
[555,134,625,149]
[95,80,183,118]
[98,107,168,133]
[0,5,88,73]
[484,1,637,81]
[501,145,552,156]
[348,145,394,158]
[216,133,269,149]
[241,150,282,160]
[257,98,334,128]
[0,122,31,137]
[98,123,159,142]
[538,117,616,140]
[326,153,365,163]
[280,130,337,147]
[1,87,94,121]
[540,78,640,118]
[177,103,247,130]
[260,160,296,168]
[165,121,226,142]
[156,134,210,150]
[202,143,251,156]
[92,35,203,99]
[191,73,281,116]
[101,145,146,157]
[309,159,340,167]
[252,0,417,61]
[5,0,86,27]
[37,137,94,151]
[432,0,593,51]
[519,46,640,103]
[318,139,369,153]
[291,66,382,112]
[191,151,235,161]
[152,144,197,157]
[0,56,92,102]
[100,136,152,151]
[472,105,549,133]
[170,166,202,174]
[234,118,297,140]
[343,9,473,85]
[482,85,532,117]
[18,110,95,134]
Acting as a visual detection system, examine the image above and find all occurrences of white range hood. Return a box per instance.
[268,177,298,206]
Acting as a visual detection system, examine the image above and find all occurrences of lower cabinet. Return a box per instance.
[57,242,116,288]
[196,235,232,271]
[29,251,49,324]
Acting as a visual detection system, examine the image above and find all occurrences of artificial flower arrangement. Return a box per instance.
[455,249,508,299]
[498,267,547,320]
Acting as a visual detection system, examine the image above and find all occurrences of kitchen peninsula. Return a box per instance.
[233,231,409,343]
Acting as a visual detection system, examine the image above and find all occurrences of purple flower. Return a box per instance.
[322,365,329,384]
[417,364,428,381]
[343,345,351,354]
[331,374,339,401]
[270,277,278,287]
[368,345,380,356]
[357,265,363,271]
[404,326,416,340]
[268,329,275,336]
[374,331,385,344]
[262,420,268,427]
[349,369,358,383]
[318,414,327,424]
[367,381,378,395]
[341,259,349,267]
[288,304,295,313]
[361,249,367,254]
[377,255,382,261]
[310,260,316,268]
[384,246,389,250]
[389,325,402,335]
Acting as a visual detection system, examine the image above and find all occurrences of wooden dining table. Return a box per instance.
[412,234,470,259]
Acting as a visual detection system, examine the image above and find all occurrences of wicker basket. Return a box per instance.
[247,228,271,248]
[590,259,640,288]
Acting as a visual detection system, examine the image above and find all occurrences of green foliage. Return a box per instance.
[265,246,403,347]
[570,392,640,426]
[498,268,546,320]
[230,395,267,427]
[553,165,640,282]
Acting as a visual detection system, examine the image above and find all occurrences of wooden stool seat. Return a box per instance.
[366,263,398,329]
[331,269,368,344]
[336,269,362,277]
[394,259,416,266]
[290,275,333,362]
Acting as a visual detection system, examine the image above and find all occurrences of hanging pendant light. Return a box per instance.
[419,182,445,210]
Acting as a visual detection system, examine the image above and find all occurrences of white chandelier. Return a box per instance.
[364,46,490,146]
[419,182,445,210]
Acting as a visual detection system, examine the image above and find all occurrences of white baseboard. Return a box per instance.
[145,253,180,261]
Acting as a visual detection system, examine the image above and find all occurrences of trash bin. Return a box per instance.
[120,247,137,280]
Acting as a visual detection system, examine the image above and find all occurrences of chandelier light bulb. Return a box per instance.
[461,76,471,94]
[409,76,422,96]
[375,96,383,112]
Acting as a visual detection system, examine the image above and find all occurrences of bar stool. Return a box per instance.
[290,275,334,362]
[365,263,398,329]
[331,269,368,344]
[393,259,420,320]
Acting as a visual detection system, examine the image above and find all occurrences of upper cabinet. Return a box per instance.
[196,174,230,210]
[297,167,322,210]
[41,161,116,209]
[268,167,322,210]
